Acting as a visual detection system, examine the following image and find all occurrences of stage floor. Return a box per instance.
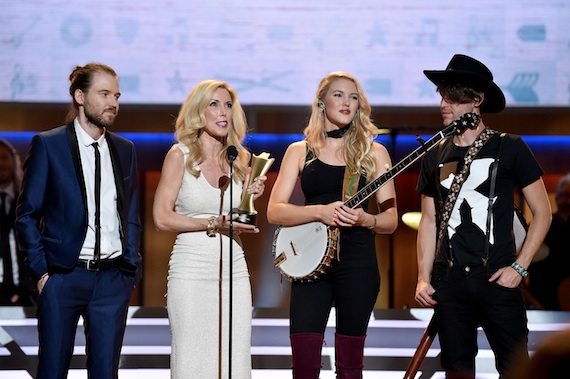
[1,307,569,378]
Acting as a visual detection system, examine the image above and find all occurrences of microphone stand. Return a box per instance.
[227,151,235,379]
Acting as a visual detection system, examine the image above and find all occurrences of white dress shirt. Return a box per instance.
[74,120,122,260]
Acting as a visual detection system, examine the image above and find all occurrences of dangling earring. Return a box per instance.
[318,99,325,116]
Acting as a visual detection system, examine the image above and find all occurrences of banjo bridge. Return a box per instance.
[290,241,299,256]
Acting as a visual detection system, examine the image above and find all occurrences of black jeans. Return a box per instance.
[431,263,529,379]
[290,229,380,336]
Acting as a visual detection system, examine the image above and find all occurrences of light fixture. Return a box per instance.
[402,211,421,231]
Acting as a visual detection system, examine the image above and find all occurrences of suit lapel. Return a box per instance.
[65,123,88,211]
[105,133,125,225]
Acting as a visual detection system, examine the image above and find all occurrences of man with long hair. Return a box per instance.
[16,63,142,378]
[414,55,551,378]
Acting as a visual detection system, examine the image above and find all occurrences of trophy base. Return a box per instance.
[235,211,258,226]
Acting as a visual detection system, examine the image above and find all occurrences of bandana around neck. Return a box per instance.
[326,124,351,138]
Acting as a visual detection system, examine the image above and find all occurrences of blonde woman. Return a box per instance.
[267,72,398,378]
[153,80,266,379]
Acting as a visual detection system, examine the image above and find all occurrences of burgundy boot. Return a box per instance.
[290,333,324,379]
[334,333,366,379]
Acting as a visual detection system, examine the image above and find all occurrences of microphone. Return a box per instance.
[227,145,238,162]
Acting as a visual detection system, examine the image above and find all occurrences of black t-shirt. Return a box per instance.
[417,132,543,267]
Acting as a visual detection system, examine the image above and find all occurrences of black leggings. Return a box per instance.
[289,229,380,336]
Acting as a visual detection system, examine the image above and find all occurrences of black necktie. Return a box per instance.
[92,143,101,268]
[0,192,14,286]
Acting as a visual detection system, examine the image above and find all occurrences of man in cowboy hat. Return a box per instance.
[414,54,551,378]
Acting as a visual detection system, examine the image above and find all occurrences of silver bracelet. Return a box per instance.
[511,262,528,278]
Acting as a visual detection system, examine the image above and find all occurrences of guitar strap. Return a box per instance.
[334,165,361,261]
[484,132,505,267]
[435,128,496,265]
[342,165,360,199]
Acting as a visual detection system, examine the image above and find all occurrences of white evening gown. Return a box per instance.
[167,144,252,379]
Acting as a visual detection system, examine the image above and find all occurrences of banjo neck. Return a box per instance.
[345,113,478,209]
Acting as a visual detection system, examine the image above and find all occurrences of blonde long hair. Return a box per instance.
[304,72,378,181]
[174,80,249,182]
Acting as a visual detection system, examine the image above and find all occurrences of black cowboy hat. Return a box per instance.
[423,54,506,113]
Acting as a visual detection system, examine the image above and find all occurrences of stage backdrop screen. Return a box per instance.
[2,0,569,107]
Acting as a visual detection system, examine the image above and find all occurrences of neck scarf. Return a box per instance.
[326,124,351,138]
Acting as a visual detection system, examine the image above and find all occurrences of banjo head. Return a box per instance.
[273,222,331,280]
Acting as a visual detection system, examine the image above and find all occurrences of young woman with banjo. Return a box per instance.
[267,71,398,378]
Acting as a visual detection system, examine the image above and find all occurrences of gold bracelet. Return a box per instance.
[206,216,218,237]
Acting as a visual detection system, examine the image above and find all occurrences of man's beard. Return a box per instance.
[85,106,115,129]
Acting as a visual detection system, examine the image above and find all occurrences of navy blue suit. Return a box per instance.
[16,123,142,379]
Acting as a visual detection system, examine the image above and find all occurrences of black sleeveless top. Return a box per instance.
[299,155,377,268]
[300,156,372,236]
[300,158,367,210]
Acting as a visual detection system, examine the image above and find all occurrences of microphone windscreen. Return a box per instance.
[227,145,238,161]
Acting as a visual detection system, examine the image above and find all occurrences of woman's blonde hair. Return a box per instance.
[304,72,378,181]
[174,80,249,182]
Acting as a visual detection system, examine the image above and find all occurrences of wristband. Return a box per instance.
[511,262,528,278]
[206,216,218,237]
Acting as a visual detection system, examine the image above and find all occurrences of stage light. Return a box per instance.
[402,211,421,231]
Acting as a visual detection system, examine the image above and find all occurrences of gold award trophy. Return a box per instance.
[236,152,274,225]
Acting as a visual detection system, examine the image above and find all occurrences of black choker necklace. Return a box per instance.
[326,124,351,138]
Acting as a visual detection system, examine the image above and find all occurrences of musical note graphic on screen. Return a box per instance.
[164,19,190,50]
[9,14,40,48]
[11,64,36,100]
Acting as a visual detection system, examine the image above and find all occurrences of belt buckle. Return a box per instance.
[86,259,99,271]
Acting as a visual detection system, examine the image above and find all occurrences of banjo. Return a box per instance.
[273,113,480,282]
